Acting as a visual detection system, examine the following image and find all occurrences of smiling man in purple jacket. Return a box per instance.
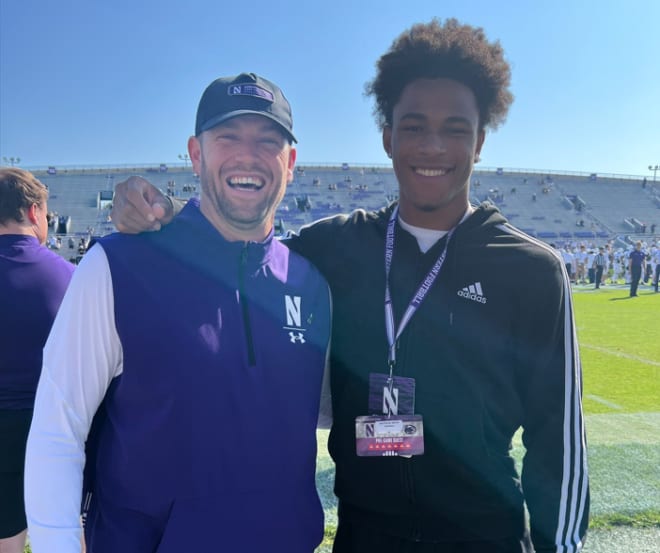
[25,73,332,553]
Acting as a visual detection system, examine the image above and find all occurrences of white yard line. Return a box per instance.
[584,412,660,445]
[581,344,660,367]
[585,394,623,410]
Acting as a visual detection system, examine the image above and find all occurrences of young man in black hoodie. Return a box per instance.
[111,18,589,553]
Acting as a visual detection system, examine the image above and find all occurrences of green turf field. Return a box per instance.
[314,283,660,552]
[572,285,659,533]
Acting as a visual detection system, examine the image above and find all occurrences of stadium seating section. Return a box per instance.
[36,165,659,262]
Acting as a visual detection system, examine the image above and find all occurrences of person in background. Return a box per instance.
[0,167,74,553]
[586,248,597,284]
[576,244,588,284]
[593,246,607,289]
[643,248,653,284]
[109,19,589,553]
[628,240,646,297]
[25,73,332,553]
[561,246,575,283]
[651,242,660,292]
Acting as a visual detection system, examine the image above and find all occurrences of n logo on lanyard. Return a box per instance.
[383,386,399,415]
[369,374,415,416]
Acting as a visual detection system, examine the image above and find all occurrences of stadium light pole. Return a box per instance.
[2,156,21,166]
[649,164,660,183]
[178,154,190,167]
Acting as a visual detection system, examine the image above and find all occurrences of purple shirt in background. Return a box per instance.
[0,235,74,409]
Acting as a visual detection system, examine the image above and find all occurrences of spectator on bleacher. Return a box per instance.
[628,240,646,297]
[109,19,589,553]
[77,237,88,255]
[0,167,74,553]
[25,73,332,553]
[593,247,607,289]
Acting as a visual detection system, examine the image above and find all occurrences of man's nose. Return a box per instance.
[419,131,448,155]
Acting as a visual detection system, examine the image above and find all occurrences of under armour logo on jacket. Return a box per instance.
[289,332,306,344]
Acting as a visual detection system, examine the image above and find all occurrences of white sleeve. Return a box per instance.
[25,244,123,553]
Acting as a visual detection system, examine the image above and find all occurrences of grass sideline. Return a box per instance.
[572,284,659,534]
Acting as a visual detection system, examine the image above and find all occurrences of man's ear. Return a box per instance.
[475,129,486,162]
[26,203,39,224]
[286,147,297,183]
[188,135,202,175]
[382,127,393,159]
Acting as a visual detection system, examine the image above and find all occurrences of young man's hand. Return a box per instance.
[110,176,174,233]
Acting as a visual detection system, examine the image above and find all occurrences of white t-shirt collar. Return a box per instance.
[398,205,474,253]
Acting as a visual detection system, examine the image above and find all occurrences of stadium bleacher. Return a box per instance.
[35,165,658,262]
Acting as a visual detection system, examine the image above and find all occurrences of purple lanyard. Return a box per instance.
[384,206,454,379]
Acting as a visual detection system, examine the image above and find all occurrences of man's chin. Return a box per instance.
[416,203,443,213]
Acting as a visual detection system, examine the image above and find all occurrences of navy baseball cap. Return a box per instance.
[195,73,296,143]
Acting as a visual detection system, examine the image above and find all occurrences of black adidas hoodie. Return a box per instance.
[287,202,589,552]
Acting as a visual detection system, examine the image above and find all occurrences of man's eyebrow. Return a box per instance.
[221,118,284,136]
[448,116,473,124]
[398,112,427,122]
[398,113,474,126]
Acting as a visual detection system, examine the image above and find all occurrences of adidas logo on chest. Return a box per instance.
[457,281,487,304]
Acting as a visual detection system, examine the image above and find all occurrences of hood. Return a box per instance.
[455,201,508,239]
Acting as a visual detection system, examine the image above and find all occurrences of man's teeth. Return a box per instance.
[227,176,264,189]
[415,168,449,177]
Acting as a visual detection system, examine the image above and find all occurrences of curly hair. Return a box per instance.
[366,18,514,131]
[0,167,48,225]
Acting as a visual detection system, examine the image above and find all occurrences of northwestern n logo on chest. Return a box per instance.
[284,295,307,344]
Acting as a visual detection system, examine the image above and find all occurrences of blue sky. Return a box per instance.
[1,0,658,177]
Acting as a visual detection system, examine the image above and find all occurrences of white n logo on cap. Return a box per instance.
[227,83,274,102]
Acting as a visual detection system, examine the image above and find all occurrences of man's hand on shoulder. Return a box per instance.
[110,176,175,233]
